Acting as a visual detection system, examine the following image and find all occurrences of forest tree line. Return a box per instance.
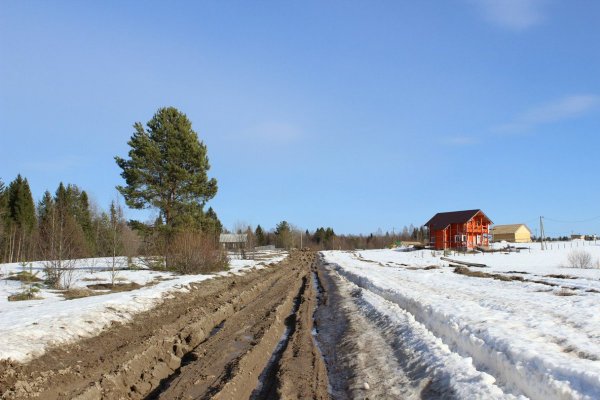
[233,221,428,251]
[0,174,138,265]
[0,173,428,266]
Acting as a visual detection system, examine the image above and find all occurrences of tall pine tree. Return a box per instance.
[275,221,292,249]
[52,183,96,255]
[255,225,265,246]
[4,175,36,261]
[7,175,36,232]
[115,107,219,234]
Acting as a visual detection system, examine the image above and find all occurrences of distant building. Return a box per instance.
[571,234,586,240]
[425,209,492,250]
[219,233,247,250]
[491,224,532,243]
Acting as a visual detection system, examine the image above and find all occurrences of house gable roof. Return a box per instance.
[491,224,531,235]
[425,209,492,230]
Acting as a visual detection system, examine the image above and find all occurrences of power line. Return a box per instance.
[544,215,600,224]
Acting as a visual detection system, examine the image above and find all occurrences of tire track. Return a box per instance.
[0,250,331,400]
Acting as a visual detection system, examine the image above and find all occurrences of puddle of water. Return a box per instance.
[208,320,225,337]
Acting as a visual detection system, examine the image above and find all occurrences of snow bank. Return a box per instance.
[323,249,600,400]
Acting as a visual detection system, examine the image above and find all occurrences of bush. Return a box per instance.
[7,271,42,282]
[170,231,228,274]
[8,284,42,301]
[567,250,594,269]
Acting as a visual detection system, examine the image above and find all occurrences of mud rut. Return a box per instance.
[0,250,329,400]
[0,251,440,400]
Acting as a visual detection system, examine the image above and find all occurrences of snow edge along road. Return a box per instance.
[321,252,600,400]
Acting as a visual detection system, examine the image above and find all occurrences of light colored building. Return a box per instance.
[219,233,247,250]
[571,234,586,240]
[491,224,531,243]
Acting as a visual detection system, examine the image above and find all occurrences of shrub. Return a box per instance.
[170,231,228,274]
[8,284,42,301]
[7,271,42,282]
[62,288,98,300]
[567,250,593,269]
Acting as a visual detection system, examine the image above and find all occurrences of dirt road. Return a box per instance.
[0,250,329,400]
[1,250,440,400]
[315,257,442,399]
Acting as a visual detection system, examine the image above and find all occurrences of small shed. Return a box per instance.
[219,233,247,250]
[491,224,531,243]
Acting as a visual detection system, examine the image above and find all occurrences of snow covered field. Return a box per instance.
[322,242,600,400]
[0,251,287,363]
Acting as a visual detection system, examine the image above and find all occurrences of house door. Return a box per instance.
[476,235,481,245]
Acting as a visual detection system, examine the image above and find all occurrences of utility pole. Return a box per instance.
[539,216,546,251]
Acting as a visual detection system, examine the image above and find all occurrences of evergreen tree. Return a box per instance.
[0,179,6,212]
[115,107,218,233]
[0,179,7,225]
[94,211,112,256]
[4,175,36,261]
[202,207,222,235]
[7,175,36,232]
[78,191,94,243]
[37,191,55,224]
[275,221,292,249]
[255,225,265,246]
[52,182,95,256]
[313,227,335,249]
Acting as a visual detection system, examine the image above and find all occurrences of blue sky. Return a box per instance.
[1,0,599,236]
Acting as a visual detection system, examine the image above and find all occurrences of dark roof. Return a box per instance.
[425,209,492,230]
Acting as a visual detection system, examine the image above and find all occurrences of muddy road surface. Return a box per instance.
[1,251,441,400]
[0,250,329,400]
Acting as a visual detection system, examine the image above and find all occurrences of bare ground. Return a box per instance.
[0,250,329,400]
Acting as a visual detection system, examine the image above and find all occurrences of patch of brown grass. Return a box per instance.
[453,266,525,282]
[7,292,42,301]
[62,288,100,300]
[6,272,43,282]
[556,288,577,296]
[86,282,142,292]
[80,277,107,282]
[545,274,576,279]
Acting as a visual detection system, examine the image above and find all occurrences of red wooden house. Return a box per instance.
[425,209,492,250]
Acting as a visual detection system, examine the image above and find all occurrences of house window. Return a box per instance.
[454,235,466,243]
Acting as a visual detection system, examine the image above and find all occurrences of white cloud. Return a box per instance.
[471,0,547,31]
[495,94,600,134]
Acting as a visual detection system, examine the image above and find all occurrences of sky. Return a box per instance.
[1,0,599,236]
